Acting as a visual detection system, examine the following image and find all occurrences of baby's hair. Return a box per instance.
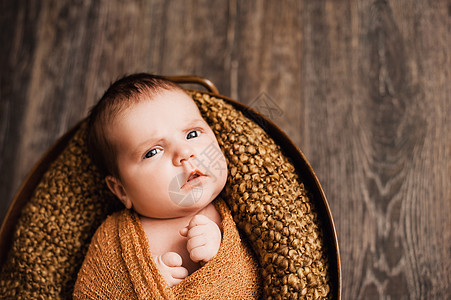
[87,73,185,179]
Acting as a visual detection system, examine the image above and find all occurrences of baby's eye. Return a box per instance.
[186,130,201,139]
[144,148,161,159]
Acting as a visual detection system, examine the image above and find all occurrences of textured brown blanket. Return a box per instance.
[73,199,260,299]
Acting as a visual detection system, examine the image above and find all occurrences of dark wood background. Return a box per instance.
[1,0,449,298]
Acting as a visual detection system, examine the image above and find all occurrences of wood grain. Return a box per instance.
[0,0,449,298]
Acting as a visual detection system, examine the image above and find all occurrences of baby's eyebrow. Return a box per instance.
[131,137,161,158]
[185,118,208,129]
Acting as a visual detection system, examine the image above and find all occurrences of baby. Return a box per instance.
[74,74,260,298]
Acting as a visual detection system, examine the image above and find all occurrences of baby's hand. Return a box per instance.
[154,252,188,287]
[180,215,222,264]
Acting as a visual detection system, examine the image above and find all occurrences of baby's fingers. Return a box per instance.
[187,215,212,229]
[155,252,189,287]
[160,252,183,267]
[186,235,207,253]
[179,226,189,237]
[184,224,205,239]
[189,245,216,263]
[171,266,189,280]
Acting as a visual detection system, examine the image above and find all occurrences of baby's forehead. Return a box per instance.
[111,91,207,128]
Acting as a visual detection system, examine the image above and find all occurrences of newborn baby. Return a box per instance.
[87,74,227,286]
[74,74,260,299]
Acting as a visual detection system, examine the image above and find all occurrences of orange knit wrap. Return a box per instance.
[73,199,261,299]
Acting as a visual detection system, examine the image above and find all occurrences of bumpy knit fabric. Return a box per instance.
[0,91,331,299]
[73,198,261,299]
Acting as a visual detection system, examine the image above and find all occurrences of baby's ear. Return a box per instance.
[105,176,132,209]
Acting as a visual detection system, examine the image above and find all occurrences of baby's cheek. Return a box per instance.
[217,158,228,188]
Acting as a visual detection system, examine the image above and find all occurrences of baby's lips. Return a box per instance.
[181,169,206,189]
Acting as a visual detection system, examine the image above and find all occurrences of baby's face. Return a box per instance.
[107,89,228,219]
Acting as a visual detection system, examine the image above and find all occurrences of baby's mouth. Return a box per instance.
[181,170,206,189]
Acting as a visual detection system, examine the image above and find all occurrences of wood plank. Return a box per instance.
[1,0,44,223]
[231,0,303,146]
[301,0,450,298]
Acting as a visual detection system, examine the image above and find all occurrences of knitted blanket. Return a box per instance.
[73,199,260,299]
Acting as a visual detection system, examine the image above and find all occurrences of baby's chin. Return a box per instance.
[137,185,224,219]
[175,191,222,216]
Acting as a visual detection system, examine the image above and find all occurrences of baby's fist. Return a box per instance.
[154,252,188,287]
[180,215,222,264]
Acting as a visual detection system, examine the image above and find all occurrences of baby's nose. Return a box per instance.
[173,146,195,165]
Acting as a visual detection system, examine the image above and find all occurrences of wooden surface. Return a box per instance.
[0,0,449,298]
